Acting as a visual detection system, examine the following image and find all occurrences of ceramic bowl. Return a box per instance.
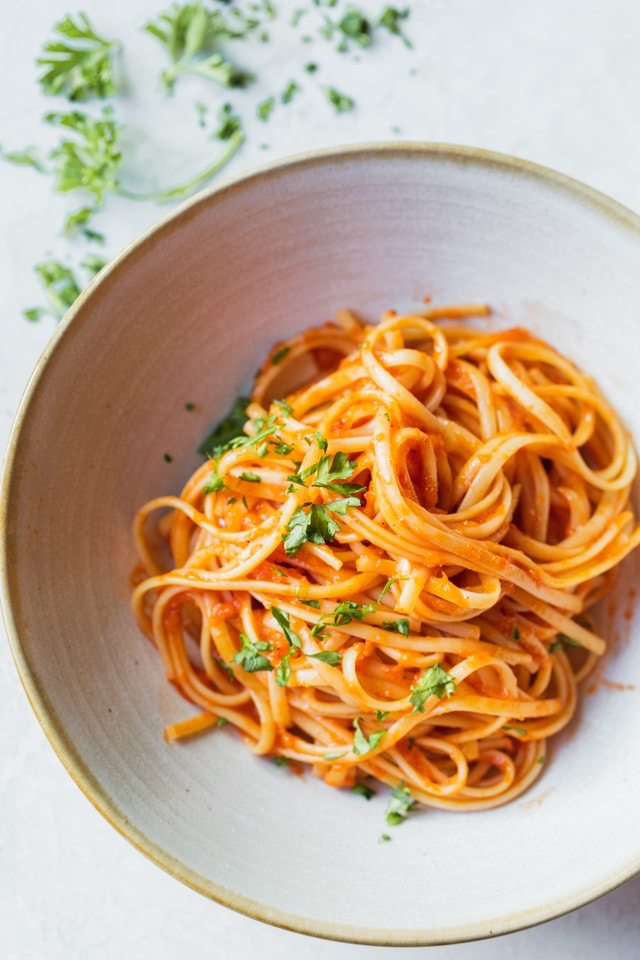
[2,144,640,945]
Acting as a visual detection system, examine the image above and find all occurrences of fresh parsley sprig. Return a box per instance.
[310,600,376,639]
[37,12,120,101]
[144,0,254,93]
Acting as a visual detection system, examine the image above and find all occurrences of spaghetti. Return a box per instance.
[132,304,640,811]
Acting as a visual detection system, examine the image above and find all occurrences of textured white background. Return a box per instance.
[2,1,640,957]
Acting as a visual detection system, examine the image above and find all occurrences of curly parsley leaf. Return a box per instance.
[313,452,364,494]
[144,0,253,93]
[37,12,120,100]
[352,716,386,755]
[385,782,416,825]
[233,633,273,672]
[409,663,456,713]
[44,107,123,225]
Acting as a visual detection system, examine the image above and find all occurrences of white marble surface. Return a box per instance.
[2,1,640,957]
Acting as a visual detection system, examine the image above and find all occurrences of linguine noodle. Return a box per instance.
[132,304,640,811]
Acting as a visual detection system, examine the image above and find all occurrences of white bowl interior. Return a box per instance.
[3,145,640,944]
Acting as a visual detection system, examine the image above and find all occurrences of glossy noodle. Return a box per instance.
[132,304,640,811]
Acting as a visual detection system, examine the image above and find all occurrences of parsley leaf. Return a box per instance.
[378,6,412,47]
[375,709,390,721]
[0,146,45,172]
[45,107,123,213]
[25,257,104,324]
[377,577,408,602]
[275,654,292,686]
[549,633,582,653]
[233,633,273,672]
[239,471,261,483]
[409,663,456,713]
[37,12,120,100]
[283,503,339,555]
[203,466,225,493]
[502,725,527,737]
[144,0,253,93]
[273,441,295,456]
[381,618,410,636]
[215,102,242,140]
[272,345,291,365]
[352,716,386,755]
[385,782,416,825]
[352,783,375,800]
[308,650,342,666]
[199,395,249,456]
[257,96,275,121]
[311,600,376,638]
[216,716,228,727]
[270,607,302,649]
[325,496,361,515]
[324,86,355,113]
[512,624,521,640]
[281,80,300,104]
[313,452,364,495]
[338,8,371,48]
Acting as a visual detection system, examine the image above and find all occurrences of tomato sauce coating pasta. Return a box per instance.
[132,304,640,811]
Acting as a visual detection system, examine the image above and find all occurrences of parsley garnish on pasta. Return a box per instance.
[133,301,640,812]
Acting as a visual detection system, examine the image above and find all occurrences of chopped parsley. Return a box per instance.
[144,0,254,93]
[385,782,416,825]
[352,783,375,800]
[282,497,360,555]
[324,86,355,112]
[198,395,249,456]
[550,633,582,653]
[352,717,386,755]
[502,725,527,737]
[409,663,456,713]
[273,755,290,767]
[376,577,408,602]
[512,624,521,640]
[338,8,371,48]
[233,633,273,672]
[215,102,242,141]
[185,402,195,411]
[379,833,392,842]
[0,147,45,172]
[375,709,390,721]
[281,80,300,104]
[202,466,225,493]
[308,650,342,666]
[323,751,347,761]
[216,716,228,728]
[310,600,376,638]
[270,607,302,649]
[257,96,275,120]
[37,12,120,100]
[378,6,411,46]
[275,653,292,686]
[272,345,291,364]
[239,471,261,483]
[381,617,410,636]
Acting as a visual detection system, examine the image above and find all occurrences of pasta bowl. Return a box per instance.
[2,143,640,945]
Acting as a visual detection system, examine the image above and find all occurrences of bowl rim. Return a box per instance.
[2,140,640,946]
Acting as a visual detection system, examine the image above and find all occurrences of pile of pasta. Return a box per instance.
[132,305,640,811]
